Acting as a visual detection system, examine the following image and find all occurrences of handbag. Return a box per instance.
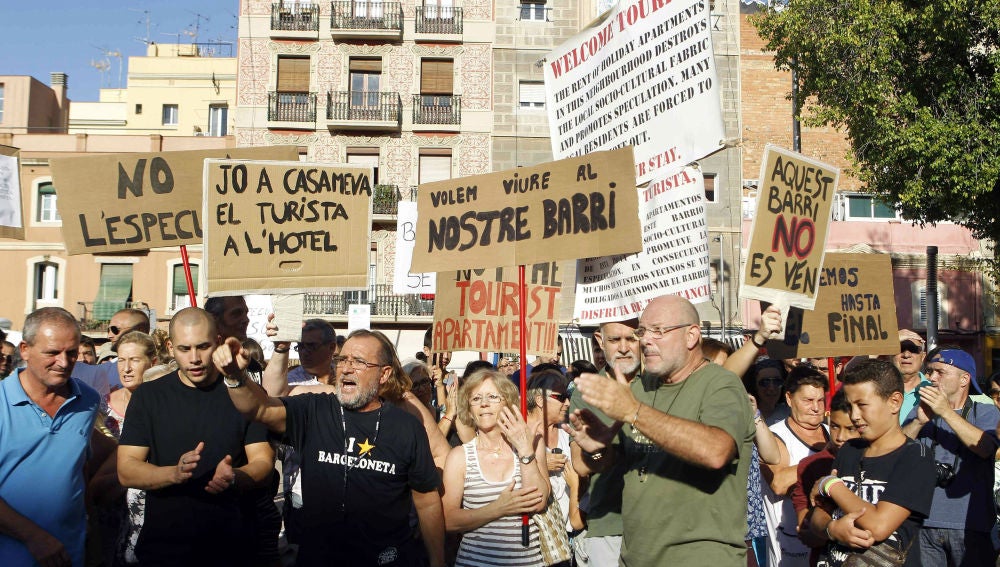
[531,495,572,566]
[842,538,912,567]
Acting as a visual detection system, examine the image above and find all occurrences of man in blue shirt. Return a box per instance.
[0,307,100,566]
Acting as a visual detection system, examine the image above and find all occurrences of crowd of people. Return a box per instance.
[2,293,1000,567]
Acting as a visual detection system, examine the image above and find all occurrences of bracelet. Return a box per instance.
[629,403,643,429]
[825,522,836,543]
[273,347,289,354]
[441,415,453,422]
[751,334,767,348]
[818,475,844,497]
[584,449,604,461]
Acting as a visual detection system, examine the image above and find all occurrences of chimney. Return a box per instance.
[49,72,70,132]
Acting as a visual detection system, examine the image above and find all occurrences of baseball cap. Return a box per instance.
[930,349,983,394]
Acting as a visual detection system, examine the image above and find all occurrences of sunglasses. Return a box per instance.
[109,325,132,335]
[758,378,783,388]
[547,392,569,403]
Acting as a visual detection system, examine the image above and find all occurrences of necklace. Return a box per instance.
[637,359,708,483]
[340,400,383,513]
[477,433,506,459]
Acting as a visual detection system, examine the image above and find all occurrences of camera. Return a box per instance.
[935,461,956,488]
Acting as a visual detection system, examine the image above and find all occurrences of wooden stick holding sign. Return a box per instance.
[518,264,529,547]
[180,244,197,308]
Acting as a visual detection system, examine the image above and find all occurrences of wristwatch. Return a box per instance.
[222,371,244,389]
[519,453,536,465]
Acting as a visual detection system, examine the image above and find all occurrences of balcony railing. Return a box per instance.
[415,6,463,34]
[304,284,434,317]
[330,1,403,31]
[272,2,321,31]
[373,184,418,215]
[327,91,401,124]
[268,92,317,122]
[412,95,461,125]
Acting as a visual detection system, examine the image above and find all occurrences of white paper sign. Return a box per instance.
[0,154,22,228]
[348,304,371,333]
[393,201,436,294]
[543,0,725,183]
[574,167,711,324]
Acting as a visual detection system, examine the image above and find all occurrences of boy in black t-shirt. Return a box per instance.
[809,359,935,567]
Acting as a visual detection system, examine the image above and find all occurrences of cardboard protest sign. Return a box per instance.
[0,145,24,240]
[574,166,711,324]
[203,159,372,295]
[740,145,838,310]
[411,147,641,273]
[51,146,298,255]
[764,253,899,359]
[432,264,563,355]
[544,0,724,183]
[393,201,435,294]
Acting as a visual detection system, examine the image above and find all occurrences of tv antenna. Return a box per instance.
[89,58,111,87]
[185,11,210,44]
[93,46,124,89]
[130,8,155,46]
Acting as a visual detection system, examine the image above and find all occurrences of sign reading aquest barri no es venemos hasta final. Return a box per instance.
[764,253,900,359]
[740,144,839,310]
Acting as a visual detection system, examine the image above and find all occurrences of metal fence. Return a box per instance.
[330,1,403,30]
[304,284,434,317]
[272,2,321,31]
[327,91,401,124]
[414,6,463,34]
[412,95,461,125]
[268,92,317,122]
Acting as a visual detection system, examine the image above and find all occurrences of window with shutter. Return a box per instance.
[420,60,454,96]
[419,153,452,184]
[277,56,311,92]
[519,81,545,108]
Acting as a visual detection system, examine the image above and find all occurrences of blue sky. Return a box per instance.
[1,0,239,102]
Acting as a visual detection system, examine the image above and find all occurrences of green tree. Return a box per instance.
[752,0,1000,241]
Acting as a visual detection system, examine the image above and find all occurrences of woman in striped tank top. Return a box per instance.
[442,369,551,566]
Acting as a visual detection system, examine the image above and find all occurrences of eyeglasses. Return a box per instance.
[548,392,569,403]
[633,323,691,339]
[758,378,783,388]
[470,393,503,405]
[295,342,328,353]
[109,325,133,335]
[333,356,384,371]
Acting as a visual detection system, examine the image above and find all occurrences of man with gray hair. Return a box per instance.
[286,319,338,390]
[0,307,101,566]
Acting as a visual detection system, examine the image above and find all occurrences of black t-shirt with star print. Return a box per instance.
[282,393,440,565]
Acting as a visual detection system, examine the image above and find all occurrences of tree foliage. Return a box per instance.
[752,0,1000,242]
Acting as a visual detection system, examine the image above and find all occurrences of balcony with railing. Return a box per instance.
[412,95,461,131]
[271,2,321,37]
[268,92,317,128]
[329,1,403,40]
[414,6,463,40]
[326,91,401,131]
[372,184,418,216]
[304,284,434,319]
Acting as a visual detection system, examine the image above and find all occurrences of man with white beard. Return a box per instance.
[218,329,445,567]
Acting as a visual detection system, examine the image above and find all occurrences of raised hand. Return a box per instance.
[563,408,622,454]
[212,337,250,377]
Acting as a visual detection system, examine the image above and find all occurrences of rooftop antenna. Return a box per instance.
[89,58,111,87]
[186,11,210,44]
[130,8,155,46]
[93,46,124,89]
